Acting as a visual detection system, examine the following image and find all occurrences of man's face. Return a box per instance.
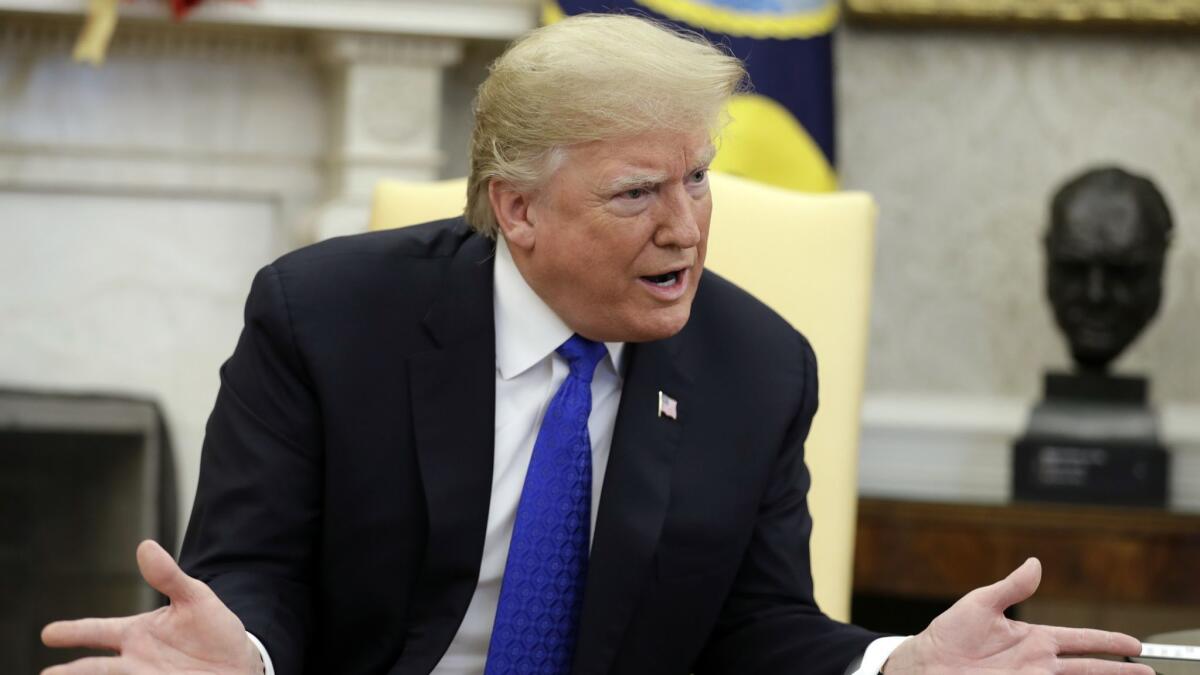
[1046,188,1166,369]
[510,129,714,343]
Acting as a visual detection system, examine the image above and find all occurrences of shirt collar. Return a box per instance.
[493,236,624,381]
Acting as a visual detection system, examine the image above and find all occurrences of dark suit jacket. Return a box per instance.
[180,217,880,675]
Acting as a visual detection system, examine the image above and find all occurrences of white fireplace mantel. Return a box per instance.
[0,0,539,242]
[0,0,539,41]
[0,0,537,538]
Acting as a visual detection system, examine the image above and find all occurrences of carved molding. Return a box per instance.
[0,15,310,59]
[0,0,539,40]
[0,142,321,190]
[0,142,323,244]
[313,32,463,67]
[363,87,428,145]
[0,1,523,59]
[314,31,461,241]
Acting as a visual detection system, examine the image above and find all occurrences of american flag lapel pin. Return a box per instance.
[657,391,678,420]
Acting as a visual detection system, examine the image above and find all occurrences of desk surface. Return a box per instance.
[853,498,1200,605]
[1135,630,1200,675]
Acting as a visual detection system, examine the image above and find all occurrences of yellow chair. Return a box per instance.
[369,172,876,622]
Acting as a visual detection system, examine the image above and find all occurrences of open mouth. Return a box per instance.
[641,270,681,287]
[638,267,689,301]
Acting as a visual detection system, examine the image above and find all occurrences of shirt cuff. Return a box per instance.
[843,635,911,675]
[246,632,276,675]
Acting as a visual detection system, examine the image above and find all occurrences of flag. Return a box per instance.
[546,0,840,193]
[658,391,678,420]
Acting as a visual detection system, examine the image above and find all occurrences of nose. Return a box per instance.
[1085,265,1108,304]
[653,187,703,250]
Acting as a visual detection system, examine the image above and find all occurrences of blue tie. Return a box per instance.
[485,334,608,675]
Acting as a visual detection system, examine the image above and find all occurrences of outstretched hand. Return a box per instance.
[884,558,1153,675]
[41,540,263,675]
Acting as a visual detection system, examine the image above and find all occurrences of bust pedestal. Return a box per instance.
[1012,372,1169,507]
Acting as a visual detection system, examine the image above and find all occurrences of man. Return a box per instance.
[42,14,1153,675]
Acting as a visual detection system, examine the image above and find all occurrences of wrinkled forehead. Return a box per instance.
[1050,189,1164,261]
[562,130,716,180]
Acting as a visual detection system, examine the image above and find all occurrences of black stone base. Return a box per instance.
[1012,438,1169,507]
[1044,371,1147,404]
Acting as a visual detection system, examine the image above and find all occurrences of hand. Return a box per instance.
[41,540,265,675]
[883,558,1153,675]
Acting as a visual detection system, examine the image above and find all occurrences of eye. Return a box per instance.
[689,169,708,184]
[622,187,647,200]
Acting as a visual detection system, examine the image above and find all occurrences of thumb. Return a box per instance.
[136,539,201,604]
[979,557,1041,612]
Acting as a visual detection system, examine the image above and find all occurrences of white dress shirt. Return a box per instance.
[251,236,904,675]
[430,237,625,673]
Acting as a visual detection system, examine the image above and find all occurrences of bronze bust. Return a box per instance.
[1015,166,1174,507]
[1045,166,1173,372]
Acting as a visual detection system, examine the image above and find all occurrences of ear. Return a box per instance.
[488,179,536,251]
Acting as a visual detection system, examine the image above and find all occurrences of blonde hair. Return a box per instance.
[465,13,747,236]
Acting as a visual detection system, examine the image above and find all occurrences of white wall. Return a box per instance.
[837,26,1200,507]
[838,27,1200,402]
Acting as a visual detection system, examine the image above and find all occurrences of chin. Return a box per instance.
[627,306,693,342]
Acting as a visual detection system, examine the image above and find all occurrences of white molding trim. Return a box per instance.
[0,0,539,41]
[0,143,323,199]
[0,14,311,58]
[314,32,463,67]
[858,392,1200,511]
[0,143,323,245]
[311,30,464,239]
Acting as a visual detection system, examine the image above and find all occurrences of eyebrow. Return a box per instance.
[603,146,717,194]
[606,172,668,194]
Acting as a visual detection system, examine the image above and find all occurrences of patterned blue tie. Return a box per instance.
[485,334,608,675]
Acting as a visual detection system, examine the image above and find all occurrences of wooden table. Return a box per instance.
[854,498,1200,606]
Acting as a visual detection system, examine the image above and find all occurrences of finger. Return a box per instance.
[978,557,1041,611]
[40,655,125,675]
[42,616,131,650]
[136,539,199,604]
[1051,626,1143,657]
[1058,658,1155,675]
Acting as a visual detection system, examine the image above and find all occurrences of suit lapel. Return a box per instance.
[572,331,695,675]
[391,224,700,673]
[394,232,498,675]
